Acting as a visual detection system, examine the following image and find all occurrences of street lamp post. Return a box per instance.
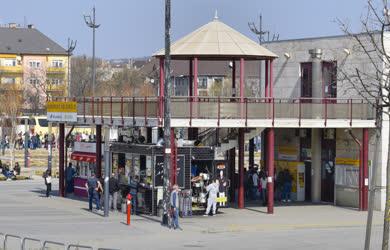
[66,38,77,97]
[84,7,100,97]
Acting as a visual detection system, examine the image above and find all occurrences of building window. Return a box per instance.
[1,77,16,84]
[51,60,64,68]
[29,61,41,68]
[50,79,63,85]
[198,77,208,89]
[3,59,16,66]
[29,78,40,85]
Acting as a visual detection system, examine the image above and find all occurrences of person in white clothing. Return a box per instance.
[44,169,52,197]
[204,179,219,216]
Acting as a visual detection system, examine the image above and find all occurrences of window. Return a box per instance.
[3,59,16,66]
[198,77,208,89]
[50,79,63,85]
[51,60,63,68]
[29,78,40,85]
[1,77,16,84]
[29,61,41,68]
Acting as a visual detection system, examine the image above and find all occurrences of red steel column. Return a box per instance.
[59,123,65,197]
[193,57,198,99]
[266,128,275,214]
[96,125,102,178]
[238,128,245,209]
[159,57,165,125]
[240,58,245,102]
[363,128,369,211]
[265,60,269,98]
[232,60,236,97]
[189,59,193,96]
[269,59,274,98]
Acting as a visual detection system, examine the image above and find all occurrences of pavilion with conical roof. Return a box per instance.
[154,16,278,213]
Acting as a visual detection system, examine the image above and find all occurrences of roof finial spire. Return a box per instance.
[214,10,218,20]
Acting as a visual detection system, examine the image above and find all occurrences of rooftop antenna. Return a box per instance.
[214,9,218,20]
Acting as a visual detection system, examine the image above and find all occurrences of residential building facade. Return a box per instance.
[0,24,68,114]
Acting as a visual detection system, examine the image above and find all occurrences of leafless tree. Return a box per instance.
[0,85,24,168]
[337,1,390,249]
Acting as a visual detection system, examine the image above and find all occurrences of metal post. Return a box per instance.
[24,118,29,169]
[104,127,110,217]
[92,7,96,96]
[228,147,236,203]
[162,0,172,226]
[48,122,52,170]
[363,128,369,211]
[189,59,193,96]
[59,123,65,197]
[84,7,100,97]
[238,128,245,209]
[159,57,164,125]
[266,128,275,214]
[240,58,244,103]
[269,59,274,98]
[96,125,102,178]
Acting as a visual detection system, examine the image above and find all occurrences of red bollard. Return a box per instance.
[127,194,132,226]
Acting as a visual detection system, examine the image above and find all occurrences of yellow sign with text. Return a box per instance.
[47,101,77,113]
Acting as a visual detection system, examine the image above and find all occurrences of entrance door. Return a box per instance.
[321,129,336,202]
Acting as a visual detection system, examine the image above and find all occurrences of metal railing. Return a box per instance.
[0,232,100,250]
[49,96,377,127]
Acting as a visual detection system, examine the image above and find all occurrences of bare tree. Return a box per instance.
[0,85,24,168]
[337,1,390,249]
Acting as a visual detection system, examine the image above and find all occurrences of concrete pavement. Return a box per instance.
[0,179,385,250]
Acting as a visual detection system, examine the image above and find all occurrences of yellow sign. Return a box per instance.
[216,197,227,203]
[335,158,359,166]
[47,101,77,113]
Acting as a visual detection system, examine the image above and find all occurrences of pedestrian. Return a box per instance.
[204,179,219,216]
[252,169,259,200]
[260,172,267,205]
[13,162,21,176]
[109,173,120,211]
[282,169,293,202]
[170,184,181,230]
[85,172,102,211]
[65,163,76,194]
[43,170,52,197]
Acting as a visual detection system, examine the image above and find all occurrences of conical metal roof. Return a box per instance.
[154,19,278,60]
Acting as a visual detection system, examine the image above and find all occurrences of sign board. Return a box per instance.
[73,142,104,154]
[47,101,77,122]
[154,155,185,188]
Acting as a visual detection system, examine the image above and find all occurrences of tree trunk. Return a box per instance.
[382,122,390,250]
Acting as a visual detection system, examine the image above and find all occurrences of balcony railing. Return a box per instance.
[49,96,377,127]
[0,65,23,74]
[47,67,66,74]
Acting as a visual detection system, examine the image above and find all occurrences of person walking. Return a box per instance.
[85,172,102,211]
[204,179,219,216]
[282,169,293,202]
[109,173,120,211]
[44,170,52,197]
[170,184,181,230]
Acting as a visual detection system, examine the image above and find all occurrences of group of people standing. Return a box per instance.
[245,167,293,204]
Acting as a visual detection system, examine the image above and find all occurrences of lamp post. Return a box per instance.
[84,7,100,96]
[66,38,77,97]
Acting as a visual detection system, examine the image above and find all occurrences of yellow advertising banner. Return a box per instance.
[335,158,359,167]
[47,101,77,113]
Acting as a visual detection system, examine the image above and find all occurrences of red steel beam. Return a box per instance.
[238,128,245,209]
[267,128,275,214]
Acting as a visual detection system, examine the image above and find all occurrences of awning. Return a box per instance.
[71,152,96,163]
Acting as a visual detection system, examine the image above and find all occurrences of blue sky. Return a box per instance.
[1,0,368,59]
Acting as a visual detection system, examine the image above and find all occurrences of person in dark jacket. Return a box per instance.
[108,173,120,211]
[43,170,52,197]
[13,162,21,176]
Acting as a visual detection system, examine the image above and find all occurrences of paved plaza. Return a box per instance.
[0,179,385,250]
